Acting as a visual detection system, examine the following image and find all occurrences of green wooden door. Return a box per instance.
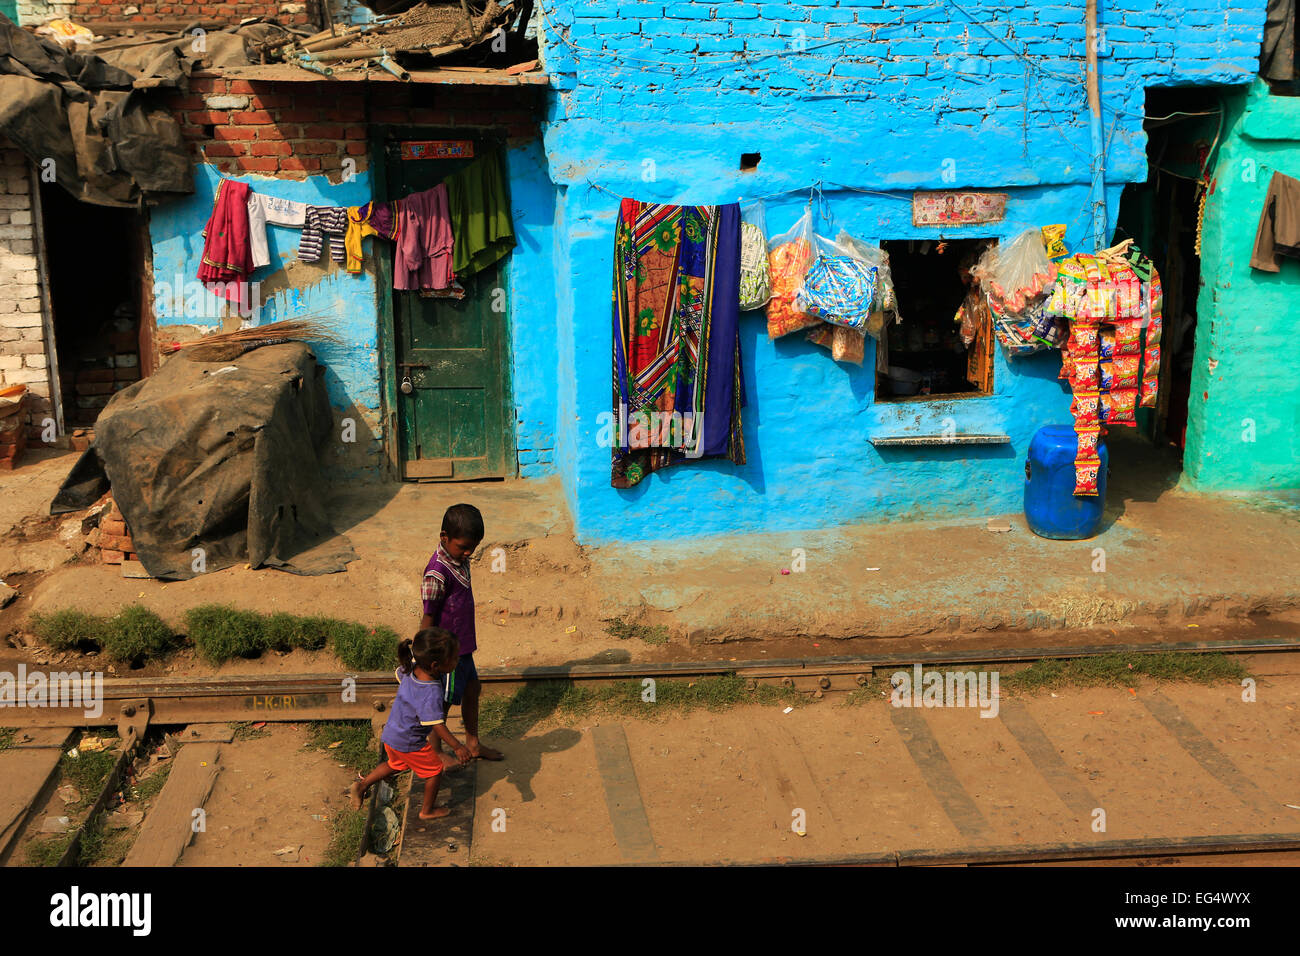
[386,140,514,481]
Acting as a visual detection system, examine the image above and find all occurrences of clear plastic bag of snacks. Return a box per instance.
[766,206,819,339]
[739,200,771,311]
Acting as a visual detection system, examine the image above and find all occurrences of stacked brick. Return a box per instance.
[66,2,310,26]
[0,389,27,471]
[93,497,138,566]
[0,144,52,444]
[165,78,542,181]
[65,330,141,427]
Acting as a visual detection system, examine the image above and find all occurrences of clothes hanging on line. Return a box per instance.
[198,177,254,309]
[298,205,348,263]
[1249,170,1300,272]
[247,192,308,269]
[612,198,745,489]
[341,201,401,274]
[395,183,455,292]
[444,150,516,279]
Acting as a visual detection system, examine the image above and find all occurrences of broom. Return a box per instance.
[163,320,344,363]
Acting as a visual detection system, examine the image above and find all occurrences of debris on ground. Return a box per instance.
[371,806,401,854]
[107,809,145,830]
[41,816,71,833]
[272,844,302,862]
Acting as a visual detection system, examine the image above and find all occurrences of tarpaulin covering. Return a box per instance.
[1262,0,1297,83]
[0,16,283,206]
[51,343,356,580]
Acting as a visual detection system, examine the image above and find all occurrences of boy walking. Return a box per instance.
[420,503,503,761]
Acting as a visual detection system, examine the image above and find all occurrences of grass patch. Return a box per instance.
[604,618,671,645]
[230,721,271,742]
[1001,652,1248,693]
[185,604,266,662]
[0,729,14,752]
[330,622,400,672]
[60,744,119,810]
[34,603,398,670]
[102,606,175,664]
[132,762,172,803]
[29,609,107,652]
[837,653,1251,706]
[321,808,367,868]
[263,613,330,652]
[26,832,74,867]
[479,674,804,739]
[307,721,379,775]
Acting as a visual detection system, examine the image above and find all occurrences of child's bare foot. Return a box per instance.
[418,806,452,820]
[347,781,365,811]
[467,741,504,761]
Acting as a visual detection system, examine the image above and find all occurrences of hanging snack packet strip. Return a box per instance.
[1139,271,1164,408]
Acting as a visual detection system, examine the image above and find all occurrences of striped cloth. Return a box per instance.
[298,206,347,263]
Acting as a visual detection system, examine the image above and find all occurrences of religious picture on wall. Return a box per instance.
[912,191,1008,226]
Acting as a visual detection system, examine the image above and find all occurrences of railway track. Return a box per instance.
[4,637,1298,868]
[3,636,1298,729]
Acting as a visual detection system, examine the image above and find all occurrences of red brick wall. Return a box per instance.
[71,2,309,26]
[166,75,544,180]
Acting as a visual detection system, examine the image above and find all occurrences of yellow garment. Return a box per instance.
[344,206,380,274]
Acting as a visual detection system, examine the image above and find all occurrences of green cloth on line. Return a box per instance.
[445,151,516,278]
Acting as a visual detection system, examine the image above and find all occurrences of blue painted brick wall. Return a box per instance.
[534,0,1269,544]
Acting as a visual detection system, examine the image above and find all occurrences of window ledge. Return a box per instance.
[871,434,1011,447]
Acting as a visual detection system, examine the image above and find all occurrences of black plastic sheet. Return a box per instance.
[51,343,355,580]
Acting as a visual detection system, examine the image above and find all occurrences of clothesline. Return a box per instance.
[195,149,516,310]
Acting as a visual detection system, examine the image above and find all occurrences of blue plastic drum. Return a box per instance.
[1024,424,1108,540]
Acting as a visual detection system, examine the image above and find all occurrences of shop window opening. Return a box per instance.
[876,237,997,402]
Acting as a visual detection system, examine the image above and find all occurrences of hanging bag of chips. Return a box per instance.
[766,206,820,339]
[739,200,772,311]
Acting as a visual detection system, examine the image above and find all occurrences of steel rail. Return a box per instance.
[644,832,1300,867]
[2,637,1297,728]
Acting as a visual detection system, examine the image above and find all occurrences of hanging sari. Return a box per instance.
[612,199,745,488]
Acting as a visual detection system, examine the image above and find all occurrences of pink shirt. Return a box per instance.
[395,184,455,291]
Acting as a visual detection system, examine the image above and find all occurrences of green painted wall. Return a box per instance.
[1183,80,1300,492]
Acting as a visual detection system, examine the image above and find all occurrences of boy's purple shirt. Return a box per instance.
[421,545,478,656]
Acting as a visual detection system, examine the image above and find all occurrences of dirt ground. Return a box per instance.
[178,724,353,867]
[2,430,1299,681]
[467,669,1300,866]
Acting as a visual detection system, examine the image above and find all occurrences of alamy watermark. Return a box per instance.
[0,665,103,719]
[595,404,705,457]
[153,275,263,320]
[890,665,1000,718]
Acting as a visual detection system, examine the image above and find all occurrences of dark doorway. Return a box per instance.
[1115,87,1220,455]
[877,237,996,401]
[38,182,151,433]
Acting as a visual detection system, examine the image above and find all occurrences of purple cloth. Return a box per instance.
[698,202,743,457]
[422,549,477,656]
[361,200,398,241]
[395,185,455,291]
[380,672,446,752]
